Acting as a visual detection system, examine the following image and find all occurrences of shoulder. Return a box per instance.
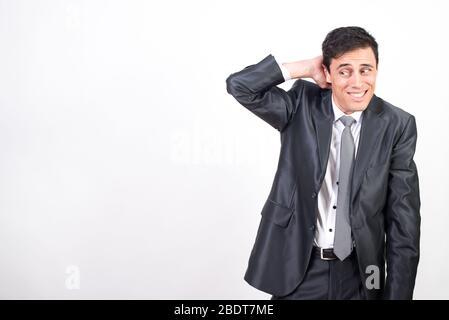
[290,79,323,95]
[374,96,417,141]
[289,79,328,105]
[375,96,415,125]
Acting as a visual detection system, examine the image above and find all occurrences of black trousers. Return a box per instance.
[271,248,366,300]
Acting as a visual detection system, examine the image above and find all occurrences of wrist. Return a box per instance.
[282,59,314,79]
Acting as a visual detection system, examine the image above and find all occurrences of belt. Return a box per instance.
[313,242,356,261]
[313,247,338,260]
[313,246,357,261]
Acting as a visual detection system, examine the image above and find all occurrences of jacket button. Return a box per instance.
[309,225,315,231]
[312,192,317,198]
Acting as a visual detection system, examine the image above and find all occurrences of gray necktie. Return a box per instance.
[334,115,356,261]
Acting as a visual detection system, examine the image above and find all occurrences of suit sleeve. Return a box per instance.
[384,115,421,300]
[225,54,304,132]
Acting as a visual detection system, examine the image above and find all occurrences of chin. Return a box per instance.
[348,104,369,112]
[347,96,373,112]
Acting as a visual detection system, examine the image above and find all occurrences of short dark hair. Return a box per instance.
[322,26,379,71]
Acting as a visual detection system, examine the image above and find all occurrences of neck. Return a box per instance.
[332,94,354,115]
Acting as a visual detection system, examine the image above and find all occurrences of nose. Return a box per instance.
[350,72,363,88]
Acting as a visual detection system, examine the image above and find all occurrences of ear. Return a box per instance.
[323,64,332,83]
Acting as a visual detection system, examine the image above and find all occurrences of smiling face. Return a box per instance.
[324,47,377,114]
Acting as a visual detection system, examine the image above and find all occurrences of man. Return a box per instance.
[225,26,420,300]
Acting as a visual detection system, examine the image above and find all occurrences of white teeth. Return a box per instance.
[349,91,365,98]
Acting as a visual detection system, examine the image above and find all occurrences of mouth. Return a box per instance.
[347,90,368,101]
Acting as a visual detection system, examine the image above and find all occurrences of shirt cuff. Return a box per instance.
[275,58,292,81]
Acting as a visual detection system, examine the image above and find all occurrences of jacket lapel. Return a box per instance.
[350,95,385,203]
[312,90,334,187]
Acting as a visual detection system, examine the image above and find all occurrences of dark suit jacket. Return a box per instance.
[225,54,421,300]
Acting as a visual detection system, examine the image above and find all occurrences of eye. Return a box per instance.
[339,69,350,77]
[361,68,372,75]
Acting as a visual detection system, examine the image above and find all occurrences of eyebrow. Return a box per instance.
[337,63,375,69]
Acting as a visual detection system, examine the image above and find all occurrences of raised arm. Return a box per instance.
[225,54,328,132]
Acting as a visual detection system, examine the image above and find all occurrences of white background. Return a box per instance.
[0,0,448,299]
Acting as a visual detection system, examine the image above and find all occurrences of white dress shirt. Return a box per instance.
[276,58,364,249]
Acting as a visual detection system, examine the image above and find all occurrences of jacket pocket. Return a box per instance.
[261,199,295,228]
